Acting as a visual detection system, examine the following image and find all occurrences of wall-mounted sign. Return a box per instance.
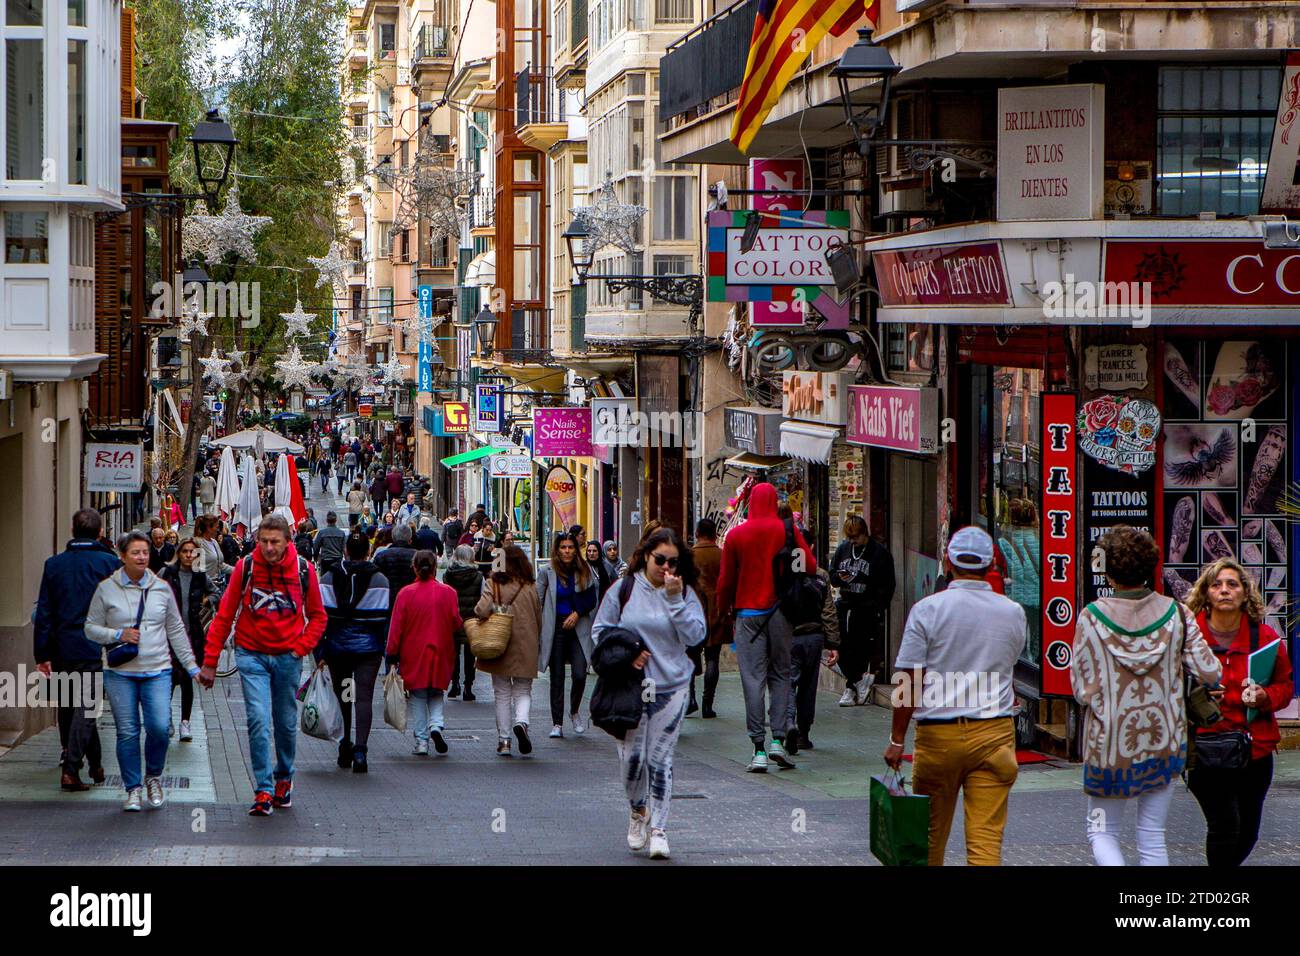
[1077,395,1160,475]
[846,385,940,454]
[86,443,143,493]
[997,83,1104,222]
[358,403,373,418]
[543,464,578,530]
[592,396,638,448]
[724,405,783,456]
[780,370,848,426]
[872,242,1013,307]
[1082,453,1157,607]
[1102,239,1300,309]
[533,407,593,457]
[1262,51,1300,212]
[1083,344,1148,392]
[418,340,434,394]
[474,383,503,433]
[490,453,532,478]
[442,401,470,433]
[1040,392,1078,697]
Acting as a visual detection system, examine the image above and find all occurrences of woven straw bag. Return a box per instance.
[466,579,514,660]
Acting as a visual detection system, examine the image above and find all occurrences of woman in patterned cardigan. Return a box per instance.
[1070,526,1222,866]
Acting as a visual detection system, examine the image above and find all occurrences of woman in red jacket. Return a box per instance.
[1185,557,1294,867]
[386,550,462,757]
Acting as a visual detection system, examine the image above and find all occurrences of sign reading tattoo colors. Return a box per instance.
[1076,395,1160,474]
[1040,393,1078,697]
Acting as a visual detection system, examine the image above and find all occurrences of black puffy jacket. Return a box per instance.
[589,627,646,741]
[373,546,418,608]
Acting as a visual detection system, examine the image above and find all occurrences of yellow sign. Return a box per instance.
[443,401,470,433]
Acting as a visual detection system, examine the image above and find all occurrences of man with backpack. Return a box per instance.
[198,514,327,816]
[715,482,817,773]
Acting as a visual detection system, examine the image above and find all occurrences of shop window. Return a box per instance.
[885,324,935,374]
[653,254,688,275]
[652,176,692,241]
[1156,65,1280,217]
[655,0,691,22]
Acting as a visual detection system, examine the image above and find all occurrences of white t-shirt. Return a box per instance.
[894,579,1027,721]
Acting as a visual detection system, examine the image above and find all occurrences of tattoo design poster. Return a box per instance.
[1083,452,1157,605]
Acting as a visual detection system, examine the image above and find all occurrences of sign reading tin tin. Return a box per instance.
[1076,395,1160,475]
[872,242,1013,307]
[997,83,1104,222]
[1040,392,1078,697]
[474,383,503,433]
[533,406,593,457]
[846,385,940,454]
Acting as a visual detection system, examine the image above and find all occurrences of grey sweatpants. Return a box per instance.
[733,609,793,745]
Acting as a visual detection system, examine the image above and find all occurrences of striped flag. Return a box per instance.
[730,0,880,155]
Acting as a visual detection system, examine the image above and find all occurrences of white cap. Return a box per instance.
[946,526,995,570]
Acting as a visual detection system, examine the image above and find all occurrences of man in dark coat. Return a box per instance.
[373,522,418,609]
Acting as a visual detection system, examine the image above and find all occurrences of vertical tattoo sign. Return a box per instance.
[1041,393,1078,696]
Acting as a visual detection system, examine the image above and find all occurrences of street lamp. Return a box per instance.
[831,29,901,149]
[189,109,239,206]
[473,306,498,357]
[561,218,593,283]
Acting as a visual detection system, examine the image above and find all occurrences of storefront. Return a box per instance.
[778,370,851,560]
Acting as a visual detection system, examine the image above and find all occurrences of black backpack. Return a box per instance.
[772,519,826,628]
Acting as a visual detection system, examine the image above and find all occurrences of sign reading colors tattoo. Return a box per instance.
[1041,393,1078,697]
[1077,395,1160,474]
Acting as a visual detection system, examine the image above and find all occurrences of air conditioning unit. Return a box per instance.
[1104,161,1153,216]
[877,92,922,184]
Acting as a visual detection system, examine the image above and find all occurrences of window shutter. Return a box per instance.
[120,6,136,117]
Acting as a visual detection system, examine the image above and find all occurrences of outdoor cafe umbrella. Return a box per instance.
[212,426,304,455]
[235,453,263,535]
[214,445,241,521]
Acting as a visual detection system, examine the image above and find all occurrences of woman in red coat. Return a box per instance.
[386,550,461,757]
[1185,557,1294,867]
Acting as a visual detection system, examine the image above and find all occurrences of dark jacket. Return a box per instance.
[293,530,314,556]
[33,539,121,664]
[313,524,347,566]
[374,545,418,608]
[415,526,443,555]
[589,558,612,601]
[589,626,647,741]
[158,563,216,662]
[149,542,175,573]
[443,518,464,545]
[443,563,484,643]
[369,474,387,502]
[385,470,404,497]
[320,560,390,656]
[830,536,896,614]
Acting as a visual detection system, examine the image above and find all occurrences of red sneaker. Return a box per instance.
[272,779,293,809]
[248,791,274,816]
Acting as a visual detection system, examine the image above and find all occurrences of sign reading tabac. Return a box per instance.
[442,401,470,433]
[997,83,1104,222]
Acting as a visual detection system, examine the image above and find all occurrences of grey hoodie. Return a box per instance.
[591,571,706,693]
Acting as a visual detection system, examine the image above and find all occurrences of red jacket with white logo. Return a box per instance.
[716,482,817,615]
[204,542,326,665]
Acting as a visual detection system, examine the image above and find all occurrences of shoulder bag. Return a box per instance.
[1186,607,1253,771]
[105,583,148,668]
[465,580,514,660]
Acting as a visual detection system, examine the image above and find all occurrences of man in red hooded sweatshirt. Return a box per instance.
[716,482,816,773]
[199,514,327,815]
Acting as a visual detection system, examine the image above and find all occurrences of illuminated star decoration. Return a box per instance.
[181,181,273,263]
[176,303,214,342]
[571,177,647,259]
[311,357,339,382]
[198,349,234,386]
[274,345,315,389]
[402,313,434,341]
[378,355,409,385]
[307,242,348,289]
[280,299,317,339]
[384,140,480,245]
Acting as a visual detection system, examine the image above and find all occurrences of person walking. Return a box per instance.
[603,540,628,580]
[346,481,367,528]
[457,516,480,548]
[591,526,707,860]
[198,472,217,517]
[538,532,600,739]
[443,509,463,550]
[829,514,896,706]
[85,532,200,811]
[1071,526,1223,866]
[335,456,347,496]
[883,526,1027,866]
[687,518,723,718]
[716,482,816,772]
[385,464,404,502]
[319,456,332,494]
[585,541,612,600]
[396,493,421,528]
[319,532,390,773]
[313,511,347,577]
[1184,557,1292,866]
[158,538,218,742]
[472,519,498,576]
[198,515,327,816]
[370,471,388,515]
[474,545,542,756]
[415,517,442,557]
[357,503,377,536]
[194,516,235,592]
[374,522,419,612]
[34,508,120,791]
[443,546,483,699]
[786,543,839,751]
[148,526,175,573]
[387,550,461,757]
[343,448,357,483]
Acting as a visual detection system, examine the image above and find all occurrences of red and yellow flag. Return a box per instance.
[730,0,880,155]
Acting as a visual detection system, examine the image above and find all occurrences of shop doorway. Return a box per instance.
[887,455,938,669]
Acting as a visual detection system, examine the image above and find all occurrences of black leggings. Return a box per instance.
[837,603,884,684]
[171,665,194,721]
[1188,752,1274,867]
[689,644,722,705]
[549,628,587,725]
[328,651,382,749]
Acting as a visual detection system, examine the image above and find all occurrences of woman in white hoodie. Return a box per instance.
[85,531,199,812]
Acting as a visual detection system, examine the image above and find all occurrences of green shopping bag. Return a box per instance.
[869,770,930,867]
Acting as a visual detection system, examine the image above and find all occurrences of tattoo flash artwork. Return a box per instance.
[1163,342,1200,411]
[1168,496,1194,562]
[1164,427,1235,487]
[1244,425,1286,514]
[1162,567,1193,602]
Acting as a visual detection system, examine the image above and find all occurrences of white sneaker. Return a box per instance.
[123,788,143,812]
[145,776,165,808]
[549,725,563,738]
[648,829,670,860]
[627,808,649,851]
[856,675,876,704]
[746,751,769,773]
[768,738,796,769]
[838,687,857,707]
[413,739,429,756]
[179,720,192,742]
[571,713,587,735]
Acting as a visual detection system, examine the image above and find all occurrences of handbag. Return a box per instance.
[465,580,514,660]
[105,585,148,669]
[869,770,930,867]
[383,669,407,733]
[1189,730,1251,771]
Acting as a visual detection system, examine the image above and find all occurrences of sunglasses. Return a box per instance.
[651,553,678,569]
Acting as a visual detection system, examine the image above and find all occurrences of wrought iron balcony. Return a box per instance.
[515,66,563,130]
[660,0,758,123]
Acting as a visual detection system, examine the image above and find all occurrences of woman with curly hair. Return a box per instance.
[1184,558,1293,867]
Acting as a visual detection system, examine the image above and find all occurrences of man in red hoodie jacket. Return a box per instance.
[716,482,816,773]
[199,514,327,815]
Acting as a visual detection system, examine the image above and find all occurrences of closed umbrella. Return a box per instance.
[235,453,262,536]
[215,445,240,520]
[272,452,295,525]
[254,428,266,462]
[286,455,308,526]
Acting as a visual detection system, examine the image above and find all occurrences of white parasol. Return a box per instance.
[214,445,241,520]
[213,426,304,455]
[272,452,295,525]
[235,453,263,535]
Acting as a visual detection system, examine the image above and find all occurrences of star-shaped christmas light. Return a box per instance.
[274,345,314,388]
[377,355,409,385]
[182,181,273,263]
[572,177,647,259]
[307,242,349,289]
[280,299,317,339]
[176,304,214,342]
[199,349,234,386]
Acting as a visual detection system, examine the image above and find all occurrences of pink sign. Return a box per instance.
[847,385,940,454]
[533,407,593,457]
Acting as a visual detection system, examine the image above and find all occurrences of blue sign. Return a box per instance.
[474,383,502,433]
[418,340,434,394]
[417,285,433,320]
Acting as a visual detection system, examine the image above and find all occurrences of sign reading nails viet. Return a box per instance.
[1040,392,1078,698]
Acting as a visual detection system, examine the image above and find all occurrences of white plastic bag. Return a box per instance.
[300,662,343,742]
[383,668,407,733]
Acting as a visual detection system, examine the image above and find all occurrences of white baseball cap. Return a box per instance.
[946,526,995,570]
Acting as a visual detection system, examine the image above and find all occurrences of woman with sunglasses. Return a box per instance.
[592,527,706,860]
[537,532,599,738]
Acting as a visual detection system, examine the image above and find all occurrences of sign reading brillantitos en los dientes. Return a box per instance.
[997,83,1104,222]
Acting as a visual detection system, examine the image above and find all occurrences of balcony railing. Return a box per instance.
[350,125,370,141]
[572,0,587,46]
[412,24,451,68]
[660,0,758,122]
[349,260,366,275]
[470,189,494,229]
[493,305,551,364]
[515,65,562,129]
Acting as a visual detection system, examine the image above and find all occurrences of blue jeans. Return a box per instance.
[102,670,172,792]
[236,648,303,793]
[408,688,445,740]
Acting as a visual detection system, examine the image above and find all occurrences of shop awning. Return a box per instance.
[440,445,497,468]
[724,452,791,471]
[464,249,496,288]
[779,421,839,463]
